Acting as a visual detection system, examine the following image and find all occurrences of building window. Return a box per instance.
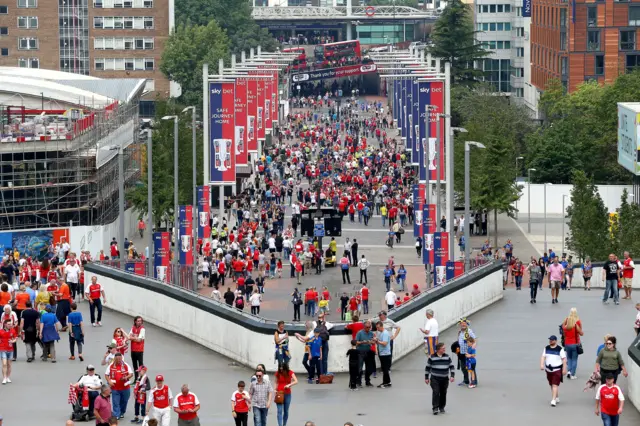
[497,4,503,12]
[505,4,511,12]
[630,6,640,26]
[95,36,154,50]
[516,6,521,16]
[144,58,153,70]
[18,56,37,67]
[0,27,7,35]
[94,17,102,28]
[95,58,104,70]
[94,0,102,6]
[587,6,597,27]
[95,57,154,71]
[1,47,7,55]
[0,5,7,13]
[29,57,38,68]
[17,0,36,7]
[621,30,636,50]
[489,23,496,31]
[143,16,153,28]
[595,55,604,75]
[516,47,524,57]
[17,16,37,28]
[481,5,488,12]
[560,32,567,50]
[18,37,37,50]
[588,30,601,51]
[626,54,640,72]
[560,8,567,28]
[143,0,152,6]
[490,4,495,12]
[561,56,568,77]
[18,57,26,67]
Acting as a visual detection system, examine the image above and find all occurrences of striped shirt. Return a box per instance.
[425,353,455,380]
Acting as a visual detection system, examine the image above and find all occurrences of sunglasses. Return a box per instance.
[606,342,613,345]
[256,374,263,377]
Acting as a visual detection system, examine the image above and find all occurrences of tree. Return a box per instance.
[565,170,611,261]
[610,189,640,257]
[452,86,528,247]
[175,0,277,55]
[160,21,230,109]
[428,0,488,84]
[127,100,204,229]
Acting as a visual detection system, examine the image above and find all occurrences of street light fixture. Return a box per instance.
[543,183,553,254]
[145,129,153,272]
[515,156,524,219]
[464,141,486,270]
[182,106,198,290]
[450,126,467,257]
[161,115,180,275]
[527,168,536,234]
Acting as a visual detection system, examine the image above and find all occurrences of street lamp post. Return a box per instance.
[183,106,198,290]
[465,141,486,270]
[527,168,536,234]
[162,115,180,278]
[146,129,153,274]
[451,126,468,258]
[562,194,569,256]
[515,156,524,219]
[543,183,552,254]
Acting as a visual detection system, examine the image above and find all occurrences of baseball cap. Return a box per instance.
[313,328,322,333]
[106,343,116,349]
[137,365,147,372]
[548,335,558,341]
[156,375,164,382]
[87,365,95,370]
[378,310,387,316]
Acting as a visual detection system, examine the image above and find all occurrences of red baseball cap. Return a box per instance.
[155,375,164,382]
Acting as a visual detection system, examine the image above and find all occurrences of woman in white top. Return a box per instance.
[249,289,262,315]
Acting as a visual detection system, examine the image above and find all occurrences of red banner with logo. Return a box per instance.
[234,78,248,165]
[256,79,265,143]
[246,78,258,153]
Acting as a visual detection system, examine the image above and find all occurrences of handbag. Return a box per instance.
[274,390,285,404]
[575,327,584,355]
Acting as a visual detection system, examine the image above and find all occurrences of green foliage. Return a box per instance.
[175,0,277,55]
[368,0,420,8]
[610,189,640,258]
[127,100,204,226]
[160,21,230,109]
[524,73,640,185]
[565,170,611,261]
[429,0,488,84]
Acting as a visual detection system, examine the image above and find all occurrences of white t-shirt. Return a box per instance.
[268,238,276,249]
[250,293,262,307]
[424,317,439,337]
[202,261,210,273]
[78,374,103,390]
[64,264,81,283]
[385,291,396,306]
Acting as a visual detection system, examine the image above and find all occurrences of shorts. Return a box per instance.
[0,351,13,360]
[550,280,561,289]
[546,369,563,386]
[623,277,633,288]
[424,336,438,356]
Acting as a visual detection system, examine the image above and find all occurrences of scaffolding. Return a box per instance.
[0,101,141,231]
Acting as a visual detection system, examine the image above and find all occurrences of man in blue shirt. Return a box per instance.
[356,321,375,387]
[383,266,393,291]
[560,255,568,289]
[375,321,392,388]
[307,329,323,384]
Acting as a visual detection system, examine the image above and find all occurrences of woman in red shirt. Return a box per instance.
[561,308,583,379]
[113,328,129,355]
[0,317,17,382]
[274,362,298,426]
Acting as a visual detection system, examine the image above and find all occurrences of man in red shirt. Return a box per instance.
[360,284,369,315]
[174,384,201,425]
[104,352,133,419]
[305,288,315,317]
[147,375,173,426]
[85,276,106,327]
[595,373,625,425]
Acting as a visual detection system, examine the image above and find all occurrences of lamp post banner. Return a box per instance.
[247,79,258,153]
[234,78,248,166]
[179,205,194,265]
[197,185,210,239]
[153,231,171,282]
[209,81,236,184]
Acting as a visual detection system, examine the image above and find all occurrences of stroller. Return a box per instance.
[69,383,93,422]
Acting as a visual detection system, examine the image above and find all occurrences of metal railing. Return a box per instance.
[94,258,496,324]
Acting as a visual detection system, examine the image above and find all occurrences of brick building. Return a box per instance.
[0,0,174,98]
[531,0,640,94]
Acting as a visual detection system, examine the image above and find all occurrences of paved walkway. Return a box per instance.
[2,288,639,425]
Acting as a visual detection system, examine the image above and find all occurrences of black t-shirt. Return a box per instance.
[346,348,359,365]
[223,291,235,305]
[21,308,39,332]
[603,260,620,280]
[340,295,349,307]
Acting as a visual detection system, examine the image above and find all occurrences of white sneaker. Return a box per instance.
[97,322,102,326]
[550,399,556,407]
[6,378,11,383]
[1,378,6,384]
[555,397,560,404]
[570,375,577,380]
[92,323,97,327]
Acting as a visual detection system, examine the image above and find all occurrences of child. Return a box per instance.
[318,296,329,315]
[394,296,402,307]
[346,339,359,390]
[132,365,150,423]
[466,336,477,388]
[276,259,283,278]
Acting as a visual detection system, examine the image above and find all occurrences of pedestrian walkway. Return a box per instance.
[3,288,638,425]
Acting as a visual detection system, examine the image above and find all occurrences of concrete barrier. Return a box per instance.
[556,264,640,289]
[84,262,504,373]
[627,335,640,410]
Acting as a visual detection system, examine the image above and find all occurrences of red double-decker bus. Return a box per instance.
[314,40,361,62]
[283,47,307,71]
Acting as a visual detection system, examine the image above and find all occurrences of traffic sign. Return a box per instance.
[365,6,375,16]
[314,223,325,237]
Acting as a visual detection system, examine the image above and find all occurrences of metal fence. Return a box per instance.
[94,258,496,324]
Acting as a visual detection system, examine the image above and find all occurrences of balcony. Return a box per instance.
[510,75,524,88]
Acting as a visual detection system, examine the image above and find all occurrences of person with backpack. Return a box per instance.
[291,289,303,322]
[235,291,245,311]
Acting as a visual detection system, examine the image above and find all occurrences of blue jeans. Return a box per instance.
[515,276,522,288]
[111,388,131,417]
[601,413,619,426]
[253,406,269,426]
[603,280,619,303]
[382,216,386,227]
[321,340,329,374]
[276,393,291,426]
[565,343,579,376]
[397,277,405,291]
[384,277,391,291]
[284,247,290,259]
